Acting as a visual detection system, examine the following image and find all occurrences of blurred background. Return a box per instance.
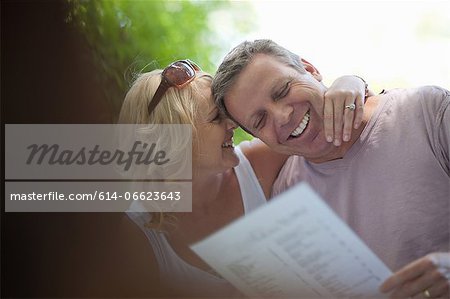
[2,0,449,297]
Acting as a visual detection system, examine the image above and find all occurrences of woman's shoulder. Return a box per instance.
[237,139,288,198]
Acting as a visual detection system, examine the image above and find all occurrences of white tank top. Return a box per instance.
[126,145,266,296]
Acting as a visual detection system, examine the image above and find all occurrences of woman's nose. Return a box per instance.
[225,117,238,131]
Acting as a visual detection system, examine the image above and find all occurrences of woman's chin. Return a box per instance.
[223,147,239,168]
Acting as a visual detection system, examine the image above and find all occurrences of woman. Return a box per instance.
[118,60,368,297]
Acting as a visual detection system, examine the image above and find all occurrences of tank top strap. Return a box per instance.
[233,145,267,214]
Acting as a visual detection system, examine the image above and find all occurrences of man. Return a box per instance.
[212,39,449,298]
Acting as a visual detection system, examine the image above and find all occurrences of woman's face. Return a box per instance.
[192,79,239,175]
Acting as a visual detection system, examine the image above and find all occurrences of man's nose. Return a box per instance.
[272,104,293,127]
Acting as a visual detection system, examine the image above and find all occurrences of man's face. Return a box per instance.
[225,54,336,161]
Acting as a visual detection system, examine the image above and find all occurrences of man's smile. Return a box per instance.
[289,110,310,138]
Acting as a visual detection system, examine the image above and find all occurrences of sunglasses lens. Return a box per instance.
[148,60,201,115]
[186,59,201,71]
[165,61,196,87]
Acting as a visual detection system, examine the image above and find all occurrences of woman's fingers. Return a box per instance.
[324,90,361,146]
[353,93,364,129]
[342,94,358,142]
[333,95,345,146]
[323,94,335,143]
[323,75,367,145]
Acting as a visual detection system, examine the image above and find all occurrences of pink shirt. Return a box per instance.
[272,86,450,271]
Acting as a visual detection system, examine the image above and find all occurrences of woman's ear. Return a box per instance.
[300,58,323,82]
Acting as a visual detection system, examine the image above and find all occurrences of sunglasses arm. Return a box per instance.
[147,78,171,115]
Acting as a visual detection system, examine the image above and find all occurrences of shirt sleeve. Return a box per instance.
[434,87,450,175]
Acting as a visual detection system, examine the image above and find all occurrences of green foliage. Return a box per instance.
[234,127,253,144]
[66,0,253,121]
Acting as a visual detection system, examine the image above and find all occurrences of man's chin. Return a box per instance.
[293,138,336,162]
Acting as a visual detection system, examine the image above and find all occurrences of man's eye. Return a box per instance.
[276,81,291,100]
[281,82,291,97]
[212,113,221,122]
[254,112,266,130]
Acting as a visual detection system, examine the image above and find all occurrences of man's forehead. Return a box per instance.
[249,53,285,72]
[227,56,288,101]
[235,55,283,84]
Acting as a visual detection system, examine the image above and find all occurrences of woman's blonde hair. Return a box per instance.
[119,69,212,131]
[119,69,212,230]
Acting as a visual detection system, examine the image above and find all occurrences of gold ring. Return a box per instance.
[424,289,431,298]
[345,103,356,111]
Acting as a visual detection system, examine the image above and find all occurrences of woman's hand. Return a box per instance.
[323,75,367,146]
[380,252,450,298]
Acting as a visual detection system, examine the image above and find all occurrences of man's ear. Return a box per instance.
[300,58,323,82]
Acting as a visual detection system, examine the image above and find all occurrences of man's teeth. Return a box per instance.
[291,111,310,137]
[221,141,234,148]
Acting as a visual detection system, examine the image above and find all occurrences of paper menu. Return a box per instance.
[191,183,392,298]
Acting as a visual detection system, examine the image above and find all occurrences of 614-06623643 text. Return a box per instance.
[9,191,182,201]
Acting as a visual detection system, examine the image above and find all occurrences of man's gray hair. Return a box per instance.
[212,39,306,117]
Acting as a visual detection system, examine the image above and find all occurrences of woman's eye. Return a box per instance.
[212,113,221,122]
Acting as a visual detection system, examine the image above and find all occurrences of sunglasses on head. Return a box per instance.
[147,59,201,116]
